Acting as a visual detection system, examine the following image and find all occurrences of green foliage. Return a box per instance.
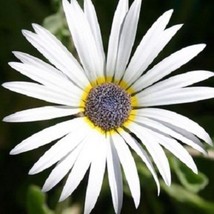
[43,6,70,39]
[161,182,214,214]
[26,185,54,214]
[173,157,208,193]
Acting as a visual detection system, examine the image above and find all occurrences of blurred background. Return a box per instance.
[0,0,214,213]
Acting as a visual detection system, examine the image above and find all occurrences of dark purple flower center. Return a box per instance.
[84,83,131,131]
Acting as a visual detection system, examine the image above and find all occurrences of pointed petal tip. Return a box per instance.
[207,138,213,146]
[22,29,34,38]
[200,43,206,49]
[2,116,8,122]
[166,181,171,187]
[31,23,40,32]
[9,148,19,155]
[176,23,184,29]
[59,193,67,203]
[201,147,208,155]
[2,82,15,90]
[156,181,161,196]
[166,23,183,34]
[157,188,160,196]
[12,51,22,58]
[41,184,50,193]
[8,62,14,67]
[29,164,41,175]
[12,51,24,61]
[21,29,28,36]
[193,166,198,174]
[204,149,214,159]
[8,62,20,70]
[164,9,174,17]
[22,30,33,39]
[167,9,174,14]
[2,115,18,123]
[58,197,63,203]
[41,186,46,192]
[134,198,140,209]
[193,43,206,52]
[164,176,171,186]
[2,83,8,89]
[28,168,36,175]
[32,23,38,28]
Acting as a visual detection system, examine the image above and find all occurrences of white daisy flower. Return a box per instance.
[3,0,214,213]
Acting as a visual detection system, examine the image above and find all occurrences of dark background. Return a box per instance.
[0,0,214,213]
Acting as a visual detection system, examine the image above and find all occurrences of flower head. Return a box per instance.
[3,0,214,213]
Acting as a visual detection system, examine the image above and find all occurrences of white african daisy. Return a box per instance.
[3,0,214,213]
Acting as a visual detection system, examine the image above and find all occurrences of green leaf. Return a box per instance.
[161,182,214,214]
[172,157,208,193]
[43,6,69,38]
[26,185,54,214]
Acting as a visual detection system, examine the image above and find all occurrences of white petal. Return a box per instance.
[84,0,105,60]
[138,87,214,106]
[119,130,160,194]
[123,10,174,84]
[168,124,205,149]
[29,126,89,174]
[22,26,89,88]
[114,0,142,81]
[31,23,82,70]
[149,131,198,173]
[132,44,206,91]
[62,0,104,80]
[9,62,83,98]
[84,133,107,214]
[134,115,206,153]
[107,134,123,214]
[112,133,140,208]
[13,51,64,76]
[10,118,84,154]
[139,70,214,95]
[106,0,128,77]
[2,81,78,106]
[42,143,83,192]
[129,122,171,186]
[136,108,213,145]
[59,131,99,201]
[3,106,80,122]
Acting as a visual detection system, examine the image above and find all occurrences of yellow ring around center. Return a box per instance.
[79,76,138,135]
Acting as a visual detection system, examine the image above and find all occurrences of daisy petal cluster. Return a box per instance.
[3,0,214,213]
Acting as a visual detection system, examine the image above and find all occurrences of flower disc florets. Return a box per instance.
[84,83,132,131]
